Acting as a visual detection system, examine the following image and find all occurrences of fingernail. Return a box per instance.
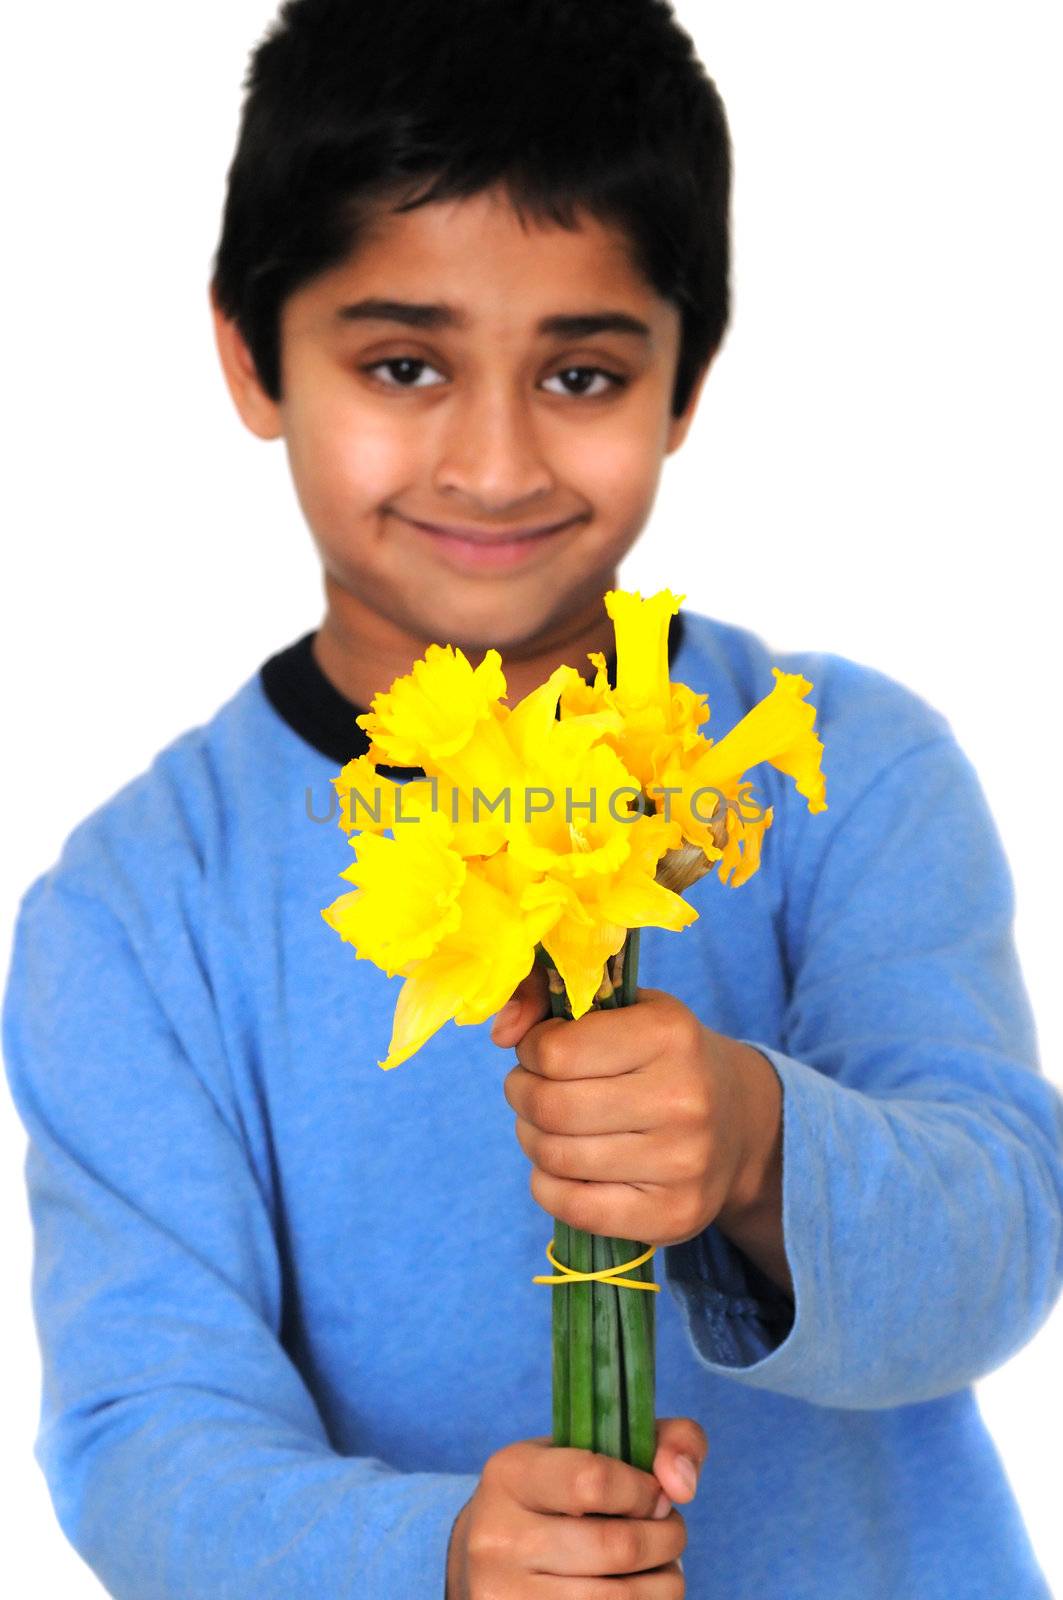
[652,1491,672,1519]
[490,1001,520,1040]
[675,1455,698,1497]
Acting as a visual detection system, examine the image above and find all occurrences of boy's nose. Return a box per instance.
[433,386,555,508]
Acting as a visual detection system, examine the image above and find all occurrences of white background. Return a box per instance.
[2,2,1060,1592]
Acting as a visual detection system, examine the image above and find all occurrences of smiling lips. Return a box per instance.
[399,512,582,568]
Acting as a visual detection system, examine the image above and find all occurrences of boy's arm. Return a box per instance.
[2,878,477,1599]
[663,724,1063,1409]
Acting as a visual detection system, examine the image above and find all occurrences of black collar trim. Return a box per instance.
[260,611,686,775]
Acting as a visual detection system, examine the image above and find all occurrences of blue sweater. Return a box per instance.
[4,609,1061,1599]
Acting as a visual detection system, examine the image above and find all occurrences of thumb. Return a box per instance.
[489,961,551,1047]
[652,1416,709,1506]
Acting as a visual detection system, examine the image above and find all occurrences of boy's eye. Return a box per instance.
[363,357,446,390]
[361,357,627,398]
[542,366,627,398]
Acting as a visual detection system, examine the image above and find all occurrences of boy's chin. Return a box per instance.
[405,583,572,658]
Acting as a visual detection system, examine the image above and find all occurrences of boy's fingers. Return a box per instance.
[503,1441,668,1521]
[652,1416,709,1505]
[490,963,551,1045]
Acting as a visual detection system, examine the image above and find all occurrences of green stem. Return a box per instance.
[642,1248,657,1375]
[592,1233,622,1458]
[544,959,576,1443]
[621,927,641,1006]
[608,1234,656,1471]
[551,1220,571,1446]
[538,936,656,1466]
[568,1226,595,1450]
[614,929,656,1469]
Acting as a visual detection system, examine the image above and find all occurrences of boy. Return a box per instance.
[3,0,1060,1595]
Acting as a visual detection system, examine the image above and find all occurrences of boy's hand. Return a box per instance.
[445,1415,705,1598]
[491,966,788,1274]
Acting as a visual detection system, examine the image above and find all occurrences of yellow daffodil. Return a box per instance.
[558,588,709,792]
[331,754,427,834]
[358,644,522,801]
[320,584,827,1066]
[321,807,466,976]
[505,733,694,1018]
[375,863,557,1070]
[655,667,826,887]
[332,752,511,859]
[323,798,558,1067]
[505,661,623,765]
[678,666,826,814]
[607,586,683,716]
[557,589,826,890]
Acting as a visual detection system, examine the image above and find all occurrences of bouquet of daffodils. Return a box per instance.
[320,588,826,1469]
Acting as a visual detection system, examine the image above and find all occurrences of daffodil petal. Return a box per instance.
[378,954,475,1069]
[358,643,508,768]
[331,755,417,834]
[506,664,593,759]
[596,873,699,932]
[558,651,612,719]
[687,669,827,812]
[542,914,627,1020]
[321,821,465,976]
[717,803,774,888]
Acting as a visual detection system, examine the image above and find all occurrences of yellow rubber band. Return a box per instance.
[532,1235,660,1292]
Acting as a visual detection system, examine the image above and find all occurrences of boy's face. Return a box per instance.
[213,184,709,657]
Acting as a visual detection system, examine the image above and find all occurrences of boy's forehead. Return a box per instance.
[286,187,676,345]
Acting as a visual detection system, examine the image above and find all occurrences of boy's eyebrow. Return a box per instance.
[334,298,653,342]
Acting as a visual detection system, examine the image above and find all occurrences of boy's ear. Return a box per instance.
[665,355,714,455]
[209,285,284,441]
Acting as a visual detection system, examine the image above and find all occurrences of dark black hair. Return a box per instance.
[210,0,732,417]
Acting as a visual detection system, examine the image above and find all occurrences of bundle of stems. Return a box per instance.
[537,932,658,1471]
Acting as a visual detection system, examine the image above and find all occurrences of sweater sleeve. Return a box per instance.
[1,875,478,1599]
[662,728,1063,1409]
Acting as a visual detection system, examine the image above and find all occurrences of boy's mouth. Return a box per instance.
[396,512,582,570]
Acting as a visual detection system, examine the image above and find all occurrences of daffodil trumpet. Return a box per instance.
[319,585,827,1471]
